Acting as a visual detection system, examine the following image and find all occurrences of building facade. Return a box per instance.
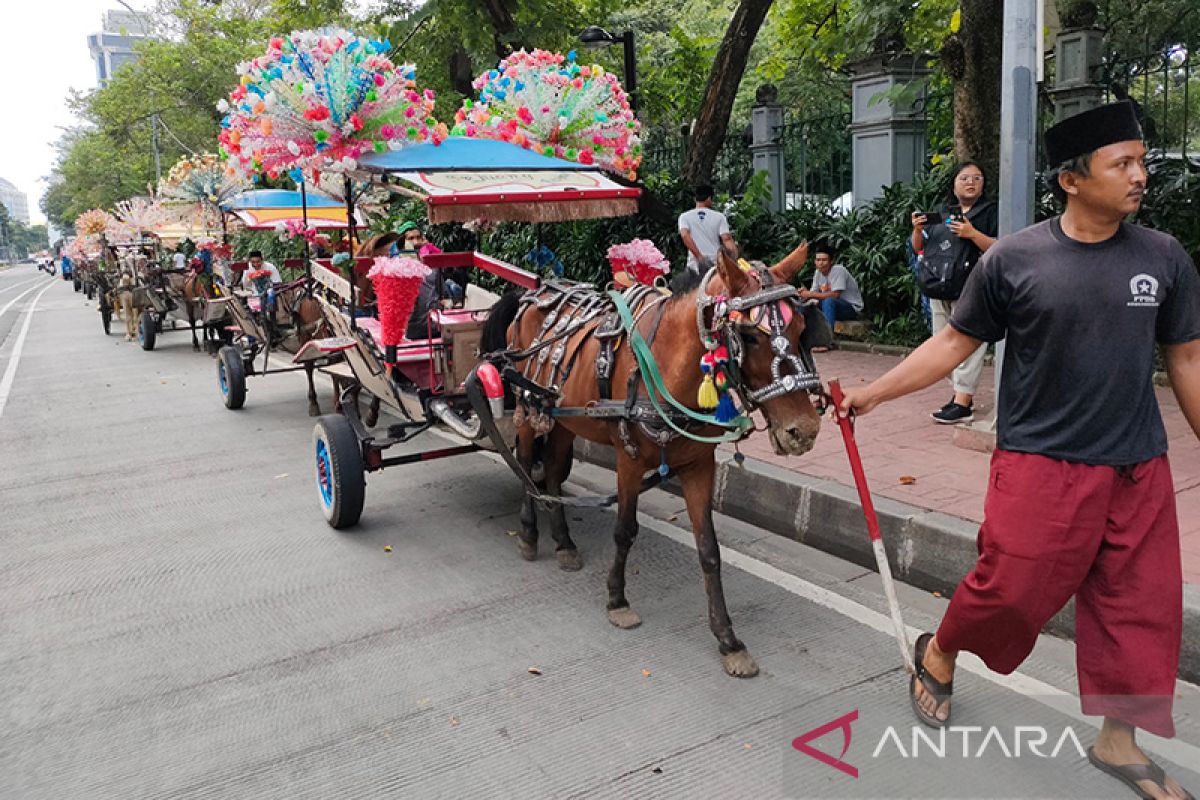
[0,178,30,225]
[88,9,149,85]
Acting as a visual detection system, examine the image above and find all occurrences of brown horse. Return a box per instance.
[482,244,822,677]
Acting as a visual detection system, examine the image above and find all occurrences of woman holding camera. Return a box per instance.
[911,161,999,424]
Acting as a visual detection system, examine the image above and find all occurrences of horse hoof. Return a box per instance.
[556,549,582,571]
[607,606,641,629]
[517,537,537,562]
[721,649,759,678]
[308,406,320,418]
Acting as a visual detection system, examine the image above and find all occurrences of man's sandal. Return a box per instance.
[1088,746,1195,800]
[910,632,953,729]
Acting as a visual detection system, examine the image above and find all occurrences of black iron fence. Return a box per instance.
[638,45,1197,203]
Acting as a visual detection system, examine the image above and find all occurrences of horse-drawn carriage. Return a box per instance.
[134,247,230,353]
[210,189,360,415]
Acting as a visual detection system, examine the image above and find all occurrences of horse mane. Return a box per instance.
[667,268,701,300]
[481,289,523,353]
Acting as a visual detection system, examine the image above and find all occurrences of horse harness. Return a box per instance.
[496,264,822,460]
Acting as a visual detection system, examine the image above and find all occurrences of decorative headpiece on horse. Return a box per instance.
[607,239,670,288]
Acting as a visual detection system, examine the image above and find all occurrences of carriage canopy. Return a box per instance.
[355,138,640,225]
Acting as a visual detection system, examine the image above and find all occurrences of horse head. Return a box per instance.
[699,243,822,456]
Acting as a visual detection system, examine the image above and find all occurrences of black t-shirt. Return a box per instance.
[950,218,1200,465]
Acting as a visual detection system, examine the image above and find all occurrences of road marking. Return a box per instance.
[0,280,45,318]
[0,276,39,295]
[635,511,1200,768]
[429,429,1200,766]
[0,280,56,421]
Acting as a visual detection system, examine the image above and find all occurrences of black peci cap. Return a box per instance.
[1043,100,1143,167]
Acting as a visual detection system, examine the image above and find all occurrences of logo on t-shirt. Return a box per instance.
[1127,273,1160,307]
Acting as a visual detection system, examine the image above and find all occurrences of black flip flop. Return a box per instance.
[909,632,953,729]
[1088,746,1195,800]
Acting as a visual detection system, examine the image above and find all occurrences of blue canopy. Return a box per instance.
[222,189,342,211]
[357,138,593,174]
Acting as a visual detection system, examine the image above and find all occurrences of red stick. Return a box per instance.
[827,379,914,674]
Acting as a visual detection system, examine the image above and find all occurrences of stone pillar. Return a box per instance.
[749,84,785,213]
[847,53,931,206]
[1047,27,1105,121]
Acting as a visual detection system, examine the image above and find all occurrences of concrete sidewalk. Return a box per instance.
[574,346,1200,682]
[738,346,1200,585]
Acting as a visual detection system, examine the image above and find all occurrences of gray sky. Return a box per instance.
[0,0,153,225]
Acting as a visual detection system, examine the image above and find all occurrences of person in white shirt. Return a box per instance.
[172,249,186,271]
[799,243,863,352]
[678,184,738,272]
[245,250,281,294]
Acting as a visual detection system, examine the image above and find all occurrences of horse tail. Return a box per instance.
[481,289,523,354]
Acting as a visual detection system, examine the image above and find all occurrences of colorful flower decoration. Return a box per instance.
[160,153,248,230]
[109,197,169,241]
[277,218,332,249]
[453,49,642,180]
[368,256,430,346]
[76,209,115,238]
[607,238,669,287]
[218,29,446,181]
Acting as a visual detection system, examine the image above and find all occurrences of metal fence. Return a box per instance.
[638,44,1197,202]
[640,127,756,197]
[777,109,853,206]
[1101,47,1198,158]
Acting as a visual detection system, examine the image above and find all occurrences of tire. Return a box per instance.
[313,415,366,529]
[138,311,157,351]
[101,307,112,336]
[217,346,246,410]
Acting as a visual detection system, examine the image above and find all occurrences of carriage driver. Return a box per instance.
[392,221,468,341]
[840,101,1200,800]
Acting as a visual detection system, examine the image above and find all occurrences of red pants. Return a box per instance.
[937,449,1182,737]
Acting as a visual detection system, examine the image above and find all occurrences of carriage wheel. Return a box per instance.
[138,311,157,351]
[217,346,247,410]
[314,415,365,529]
[101,307,112,336]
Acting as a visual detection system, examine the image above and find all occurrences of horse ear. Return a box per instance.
[715,246,750,295]
[770,240,809,283]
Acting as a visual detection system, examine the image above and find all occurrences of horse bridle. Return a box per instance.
[695,264,823,413]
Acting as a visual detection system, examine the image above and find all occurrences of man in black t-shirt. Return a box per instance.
[841,101,1200,800]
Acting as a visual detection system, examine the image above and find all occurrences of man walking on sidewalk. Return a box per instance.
[840,101,1200,800]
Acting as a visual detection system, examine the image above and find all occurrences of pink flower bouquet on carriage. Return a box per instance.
[368,256,430,346]
[607,238,670,288]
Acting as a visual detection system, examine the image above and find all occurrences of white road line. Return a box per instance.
[0,281,56,421]
[0,281,46,318]
[429,431,1200,766]
[636,511,1200,767]
[0,276,39,295]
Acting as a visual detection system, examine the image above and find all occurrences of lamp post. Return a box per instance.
[579,26,637,114]
[111,0,161,184]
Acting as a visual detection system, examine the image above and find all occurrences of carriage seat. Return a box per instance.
[354,316,441,364]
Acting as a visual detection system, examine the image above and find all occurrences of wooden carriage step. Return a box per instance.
[293,337,357,364]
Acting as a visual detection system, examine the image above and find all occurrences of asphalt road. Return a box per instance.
[3,267,1200,799]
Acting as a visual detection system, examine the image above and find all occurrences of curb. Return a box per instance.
[573,439,1200,685]
[838,339,1173,387]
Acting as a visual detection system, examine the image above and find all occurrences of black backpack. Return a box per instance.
[916,202,991,301]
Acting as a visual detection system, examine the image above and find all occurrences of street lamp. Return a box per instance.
[578,26,637,114]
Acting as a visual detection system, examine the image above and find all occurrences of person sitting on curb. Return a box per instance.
[840,100,1200,800]
[798,243,863,352]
